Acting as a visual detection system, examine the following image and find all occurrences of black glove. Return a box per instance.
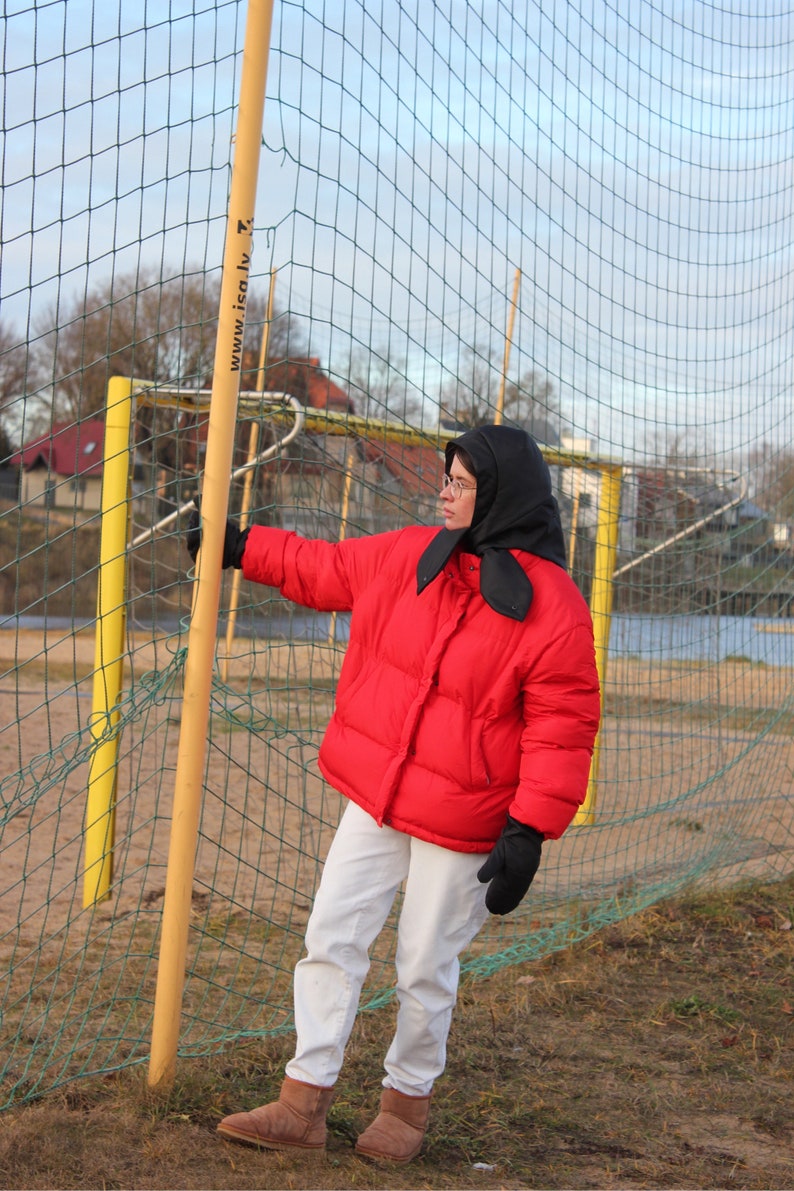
[185,509,249,570]
[477,815,543,915]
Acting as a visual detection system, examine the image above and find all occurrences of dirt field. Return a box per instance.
[1,627,793,1189]
[3,624,793,936]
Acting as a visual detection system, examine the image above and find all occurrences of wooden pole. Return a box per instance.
[494,268,521,425]
[328,446,356,645]
[148,0,275,1090]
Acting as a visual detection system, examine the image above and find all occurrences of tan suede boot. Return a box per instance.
[355,1088,432,1163]
[217,1076,335,1150]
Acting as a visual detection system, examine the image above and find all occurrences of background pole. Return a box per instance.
[221,269,277,682]
[494,268,521,425]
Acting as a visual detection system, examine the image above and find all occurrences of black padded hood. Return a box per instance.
[416,425,567,621]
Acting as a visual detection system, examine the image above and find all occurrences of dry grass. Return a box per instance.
[1,875,792,1190]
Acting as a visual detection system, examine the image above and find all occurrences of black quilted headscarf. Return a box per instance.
[416,425,567,621]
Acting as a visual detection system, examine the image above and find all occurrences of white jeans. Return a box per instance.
[285,801,490,1097]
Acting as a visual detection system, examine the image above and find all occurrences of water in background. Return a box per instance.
[313,610,794,666]
[3,612,794,667]
[608,613,794,667]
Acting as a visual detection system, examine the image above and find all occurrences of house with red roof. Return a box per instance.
[235,356,445,534]
[11,418,106,515]
[10,358,447,533]
[260,356,354,414]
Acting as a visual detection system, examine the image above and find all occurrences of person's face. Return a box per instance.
[439,455,477,530]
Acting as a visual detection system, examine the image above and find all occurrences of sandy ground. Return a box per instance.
[1,626,339,928]
[2,623,792,942]
[1,623,793,1106]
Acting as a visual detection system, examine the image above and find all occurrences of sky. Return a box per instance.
[2,0,793,463]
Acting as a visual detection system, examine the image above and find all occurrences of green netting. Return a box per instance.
[1,0,793,1110]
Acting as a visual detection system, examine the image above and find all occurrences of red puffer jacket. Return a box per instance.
[242,523,600,852]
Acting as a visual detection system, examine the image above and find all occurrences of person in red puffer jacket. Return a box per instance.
[188,424,600,1164]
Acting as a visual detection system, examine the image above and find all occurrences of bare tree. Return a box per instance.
[31,263,310,418]
[500,371,560,442]
[0,322,29,410]
[247,305,308,384]
[33,268,229,419]
[0,321,34,455]
[748,443,794,520]
[441,343,560,441]
[346,343,424,424]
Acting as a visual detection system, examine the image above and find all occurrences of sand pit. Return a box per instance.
[2,625,792,942]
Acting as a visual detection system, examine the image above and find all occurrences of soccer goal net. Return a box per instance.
[1,0,792,1108]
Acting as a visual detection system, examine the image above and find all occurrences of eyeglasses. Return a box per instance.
[441,474,477,500]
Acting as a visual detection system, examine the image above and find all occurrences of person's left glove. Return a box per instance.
[477,815,543,915]
[186,509,249,570]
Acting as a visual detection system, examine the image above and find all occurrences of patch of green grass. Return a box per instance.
[667,993,742,1023]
